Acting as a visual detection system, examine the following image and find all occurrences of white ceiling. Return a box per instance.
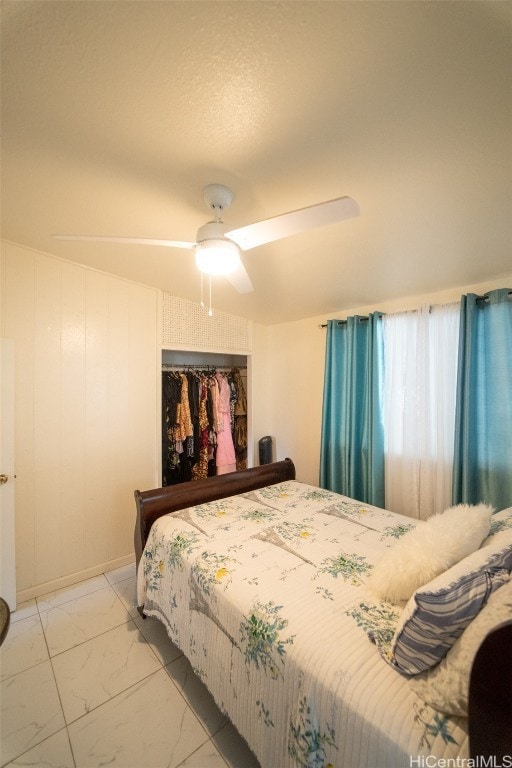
[2,1,511,325]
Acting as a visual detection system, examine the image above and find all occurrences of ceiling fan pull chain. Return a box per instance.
[208,273,213,317]
[199,265,214,316]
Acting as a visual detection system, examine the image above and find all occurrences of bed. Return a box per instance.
[135,459,512,768]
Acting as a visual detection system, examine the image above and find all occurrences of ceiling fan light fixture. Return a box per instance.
[54,183,357,297]
[195,239,241,275]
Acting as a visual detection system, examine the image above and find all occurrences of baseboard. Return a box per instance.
[15,553,136,605]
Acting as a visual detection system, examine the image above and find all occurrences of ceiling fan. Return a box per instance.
[54,184,359,294]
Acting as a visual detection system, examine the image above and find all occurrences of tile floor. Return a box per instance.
[0,563,261,768]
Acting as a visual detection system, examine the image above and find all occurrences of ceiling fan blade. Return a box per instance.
[53,235,195,249]
[225,262,254,294]
[226,196,359,251]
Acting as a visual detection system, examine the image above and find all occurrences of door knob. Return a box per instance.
[0,475,8,485]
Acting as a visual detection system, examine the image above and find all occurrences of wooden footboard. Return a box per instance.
[134,458,296,567]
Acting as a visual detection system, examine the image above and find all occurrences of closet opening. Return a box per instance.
[161,350,249,487]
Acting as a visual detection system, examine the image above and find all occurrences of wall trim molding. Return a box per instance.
[16,553,135,604]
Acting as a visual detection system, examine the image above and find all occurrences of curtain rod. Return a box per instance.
[319,317,369,328]
[475,290,512,302]
[320,290,512,326]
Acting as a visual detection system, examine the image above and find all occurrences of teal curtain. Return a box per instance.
[320,314,385,506]
[452,288,512,510]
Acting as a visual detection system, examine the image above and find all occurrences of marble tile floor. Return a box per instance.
[0,563,261,768]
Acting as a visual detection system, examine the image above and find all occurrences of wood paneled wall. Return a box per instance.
[1,244,159,600]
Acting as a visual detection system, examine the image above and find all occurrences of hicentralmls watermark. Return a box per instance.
[409,757,512,768]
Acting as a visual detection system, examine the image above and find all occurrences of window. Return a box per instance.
[382,304,460,519]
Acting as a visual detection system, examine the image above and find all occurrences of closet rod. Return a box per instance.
[162,364,247,371]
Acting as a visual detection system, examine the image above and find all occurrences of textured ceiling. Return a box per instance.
[1,1,511,324]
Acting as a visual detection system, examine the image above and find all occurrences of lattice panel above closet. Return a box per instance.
[162,294,252,352]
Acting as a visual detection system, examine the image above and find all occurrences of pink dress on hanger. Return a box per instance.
[215,373,236,475]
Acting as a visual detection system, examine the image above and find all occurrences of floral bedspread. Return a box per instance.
[137,481,469,768]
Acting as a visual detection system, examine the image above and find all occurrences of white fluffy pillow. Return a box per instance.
[409,580,512,716]
[367,503,493,604]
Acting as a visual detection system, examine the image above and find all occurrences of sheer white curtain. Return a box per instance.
[383,303,460,520]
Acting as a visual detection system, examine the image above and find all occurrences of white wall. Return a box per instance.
[266,321,325,484]
[4,238,508,599]
[267,275,512,487]
[1,243,159,601]
[250,321,271,460]
[0,242,272,602]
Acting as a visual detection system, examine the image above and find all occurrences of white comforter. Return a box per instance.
[137,481,469,768]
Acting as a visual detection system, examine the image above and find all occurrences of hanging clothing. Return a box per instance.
[178,374,193,442]
[192,378,210,480]
[162,372,191,485]
[162,365,247,484]
[215,373,236,475]
[232,367,248,470]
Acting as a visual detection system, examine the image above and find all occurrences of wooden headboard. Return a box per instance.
[134,458,296,567]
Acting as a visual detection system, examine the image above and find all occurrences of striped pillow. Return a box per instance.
[409,580,512,716]
[484,507,512,542]
[383,530,512,676]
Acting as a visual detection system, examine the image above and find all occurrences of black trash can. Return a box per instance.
[258,436,273,465]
